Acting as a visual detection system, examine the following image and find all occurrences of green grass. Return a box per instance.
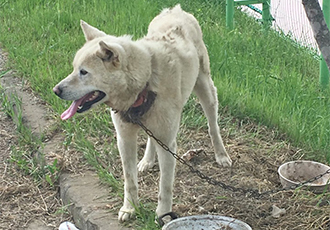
[1,0,330,228]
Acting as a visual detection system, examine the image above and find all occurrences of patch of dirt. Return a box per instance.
[172,123,330,229]
[136,120,330,229]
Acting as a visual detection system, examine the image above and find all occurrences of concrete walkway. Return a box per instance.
[59,172,130,230]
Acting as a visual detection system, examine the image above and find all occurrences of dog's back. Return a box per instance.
[147,5,210,76]
[148,5,201,39]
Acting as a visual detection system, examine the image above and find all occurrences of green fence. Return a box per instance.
[226,0,271,30]
[320,0,330,88]
[226,0,330,88]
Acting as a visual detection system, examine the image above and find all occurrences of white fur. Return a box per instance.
[54,4,232,223]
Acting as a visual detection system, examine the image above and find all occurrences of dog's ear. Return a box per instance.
[97,41,125,67]
[80,20,106,41]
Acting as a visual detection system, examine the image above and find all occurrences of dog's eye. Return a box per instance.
[80,69,88,76]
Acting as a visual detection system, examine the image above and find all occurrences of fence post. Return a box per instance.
[320,0,330,88]
[262,0,271,29]
[226,0,234,30]
[226,0,272,30]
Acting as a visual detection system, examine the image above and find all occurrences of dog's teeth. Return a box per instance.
[88,91,99,101]
[78,106,82,109]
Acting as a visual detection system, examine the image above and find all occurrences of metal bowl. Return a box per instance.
[162,215,252,230]
[278,160,330,193]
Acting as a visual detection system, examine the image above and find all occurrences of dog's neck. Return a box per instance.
[118,83,157,123]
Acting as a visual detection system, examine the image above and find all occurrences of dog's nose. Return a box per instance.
[53,85,62,97]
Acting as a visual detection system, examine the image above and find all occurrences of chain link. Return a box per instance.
[131,117,330,198]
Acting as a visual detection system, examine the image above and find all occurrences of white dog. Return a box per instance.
[53,4,232,222]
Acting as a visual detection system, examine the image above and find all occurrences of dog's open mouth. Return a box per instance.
[61,91,106,120]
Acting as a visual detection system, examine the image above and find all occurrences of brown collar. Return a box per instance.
[120,83,157,123]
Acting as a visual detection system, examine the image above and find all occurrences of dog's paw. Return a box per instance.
[215,155,232,167]
[118,206,135,222]
[137,158,155,172]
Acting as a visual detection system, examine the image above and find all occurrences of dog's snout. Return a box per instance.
[53,85,62,97]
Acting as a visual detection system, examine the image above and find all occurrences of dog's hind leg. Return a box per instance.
[193,68,232,167]
[155,138,177,217]
[138,137,156,172]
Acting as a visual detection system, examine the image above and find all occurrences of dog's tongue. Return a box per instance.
[61,97,86,120]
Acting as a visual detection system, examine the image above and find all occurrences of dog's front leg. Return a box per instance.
[117,135,138,222]
[112,115,139,222]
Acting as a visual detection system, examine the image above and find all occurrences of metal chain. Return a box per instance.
[131,117,330,198]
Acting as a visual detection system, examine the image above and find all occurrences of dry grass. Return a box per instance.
[135,119,330,229]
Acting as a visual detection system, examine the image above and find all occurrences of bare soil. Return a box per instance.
[0,47,330,230]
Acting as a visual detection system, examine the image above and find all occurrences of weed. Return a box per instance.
[44,159,59,187]
[55,203,72,215]
[0,70,10,78]
[133,202,159,230]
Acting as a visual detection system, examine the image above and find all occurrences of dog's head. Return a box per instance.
[53,21,151,120]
